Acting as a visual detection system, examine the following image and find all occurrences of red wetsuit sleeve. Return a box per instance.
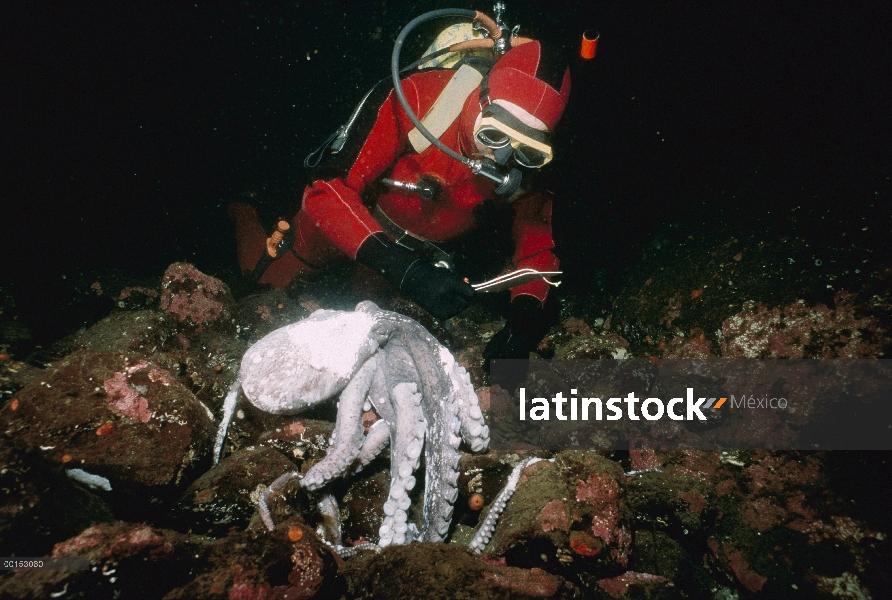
[509,192,560,303]
[302,80,424,258]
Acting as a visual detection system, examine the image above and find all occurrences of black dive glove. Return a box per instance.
[356,233,475,321]
[484,295,551,359]
[483,295,551,389]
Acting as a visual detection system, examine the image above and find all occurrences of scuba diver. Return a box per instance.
[228,6,571,363]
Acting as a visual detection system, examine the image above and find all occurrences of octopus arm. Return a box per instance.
[439,346,490,452]
[351,418,391,474]
[212,375,242,465]
[302,355,378,491]
[468,457,549,554]
[419,387,462,543]
[378,380,427,547]
[395,333,462,543]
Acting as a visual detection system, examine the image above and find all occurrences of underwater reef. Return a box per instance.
[1,199,890,600]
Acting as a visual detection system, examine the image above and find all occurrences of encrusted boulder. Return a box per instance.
[66,309,175,356]
[178,445,309,535]
[719,292,888,359]
[0,435,113,557]
[2,349,215,519]
[342,543,563,600]
[0,521,213,600]
[164,517,340,600]
[477,451,633,575]
[160,262,236,333]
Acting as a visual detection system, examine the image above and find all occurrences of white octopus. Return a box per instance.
[213,301,498,549]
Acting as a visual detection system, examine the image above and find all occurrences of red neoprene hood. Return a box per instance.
[486,41,571,131]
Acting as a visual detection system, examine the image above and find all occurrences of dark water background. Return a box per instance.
[1,0,890,345]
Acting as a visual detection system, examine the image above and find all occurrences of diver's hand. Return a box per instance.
[505,295,551,346]
[483,326,530,391]
[400,261,475,320]
[356,233,474,320]
[483,295,551,390]
[483,325,531,362]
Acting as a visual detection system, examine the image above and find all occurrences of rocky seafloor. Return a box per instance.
[1,199,890,599]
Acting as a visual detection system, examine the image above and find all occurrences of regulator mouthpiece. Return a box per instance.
[473,158,522,196]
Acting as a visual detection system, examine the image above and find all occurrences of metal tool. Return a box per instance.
[471,268,562,293]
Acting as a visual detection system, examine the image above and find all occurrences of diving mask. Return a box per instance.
[474,103,553,168]
[475,127,551,168]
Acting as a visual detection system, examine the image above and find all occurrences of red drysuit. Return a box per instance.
[230,36,570,318]
[232,47,566,305]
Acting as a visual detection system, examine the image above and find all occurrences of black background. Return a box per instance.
[2,1,890,344]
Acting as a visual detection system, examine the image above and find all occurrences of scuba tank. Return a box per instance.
[417,22,491,70]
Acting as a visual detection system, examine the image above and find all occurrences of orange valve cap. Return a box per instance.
[266,220,291,258]
[580,29,599,60]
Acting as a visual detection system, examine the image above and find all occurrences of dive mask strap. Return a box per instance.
[478,70,492,110]
[480,103,551,146]
[476,103,553,167]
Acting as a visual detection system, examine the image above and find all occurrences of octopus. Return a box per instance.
[213,301,497,549]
